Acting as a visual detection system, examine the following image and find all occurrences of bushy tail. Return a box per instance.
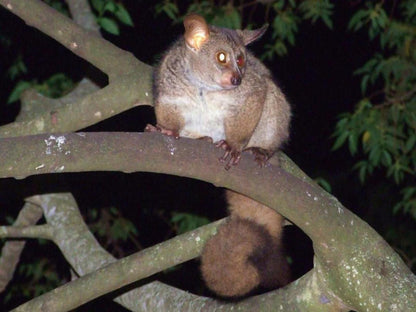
[200,216,290,297]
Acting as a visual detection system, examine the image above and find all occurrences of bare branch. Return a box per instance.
[0,224,52,240]
[0,0,153,138]
[12,193,225,312]
[0,203,43,292]
[0,75,151,138]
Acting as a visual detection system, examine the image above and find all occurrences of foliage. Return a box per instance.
[333,1,416,220]
[88,206,140,257]
[1,0,134,107]
[4,252,65,303]
[332,1,416,270]
[90,0,134,35]
[171,212,210,235]
[7,73,75,104]
[155,0,334,58]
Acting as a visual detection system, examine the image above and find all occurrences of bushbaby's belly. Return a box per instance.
[180,103,226,142]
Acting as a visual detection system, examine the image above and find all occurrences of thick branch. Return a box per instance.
[0,75,151,138]
[0,0,153,138]
[0,132,414,311]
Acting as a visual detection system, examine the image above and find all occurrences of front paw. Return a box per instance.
[216,140,242,170]
[249,147,273,167]
[144,124,179,139]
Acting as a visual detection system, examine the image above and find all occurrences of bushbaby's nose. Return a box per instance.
[231,75,241,86]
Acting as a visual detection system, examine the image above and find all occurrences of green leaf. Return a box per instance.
[314,177,332,193]
[348,9,369,31]
[91,0,105,15]
[109,206,118,215]
[98,17,120,35]
[272,40,288,56]
[35,73,74,98]
[171,212,210,234]
[332,129,349,151]
[103,1,117,14]
[405,134,416,153]
[299,0,334,28]
[360,74,370,94]
[227,8,242,29]
[7,80,33,104]
[402,186,416,201]
[381,150,393,167]
[288,0,296,8]
[7,55,27,80]
[158,2,179,21]
[348,132,359,155]
[322,13,333,30]
[353,160,369,183]
[368,144,381,165]
[273,0,285,11]
[115,4,134,26]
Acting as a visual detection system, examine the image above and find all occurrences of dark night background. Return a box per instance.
[0,1,406,310]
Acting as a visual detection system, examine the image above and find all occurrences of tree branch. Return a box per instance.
[12,193,224,312]
[0,224,52,240]
[0,75,151,138]
[11,194,344,312]
[0,203,43,292]
[0,0,153,138]
[0,0,142,79]
[0,132,414,311]
[66,0,100,35]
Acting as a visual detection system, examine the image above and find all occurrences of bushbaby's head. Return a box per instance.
[183,14,267,90]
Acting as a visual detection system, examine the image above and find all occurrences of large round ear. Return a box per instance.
[184,14,210,51]
[238,24,268,46]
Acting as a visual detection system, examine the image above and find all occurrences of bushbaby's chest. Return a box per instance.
[179,92,231,142]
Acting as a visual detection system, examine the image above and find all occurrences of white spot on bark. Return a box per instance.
[45,135,67,154]
[46,206,57,217]
[35,164,45,170]
[35,119,45,131]
[166,140,177,156]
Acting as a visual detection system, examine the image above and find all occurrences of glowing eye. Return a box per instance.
[236,54,245,68]
[216,52,227,64]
